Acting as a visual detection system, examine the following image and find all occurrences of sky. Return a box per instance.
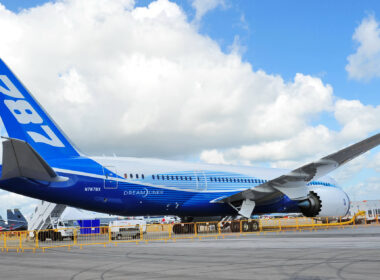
[0,0,379,218]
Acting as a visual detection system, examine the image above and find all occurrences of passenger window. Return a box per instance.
[162,175,165,180]
[176,176,179,180]
[171,176,174,180]
[157,175,160,180]
[180,176,183,180]
[142,174,145,179]
[124,173,128,179]
[152,175,155,180]
[136,174,139,179]
[189,176,192,181]
[130,174,133,179]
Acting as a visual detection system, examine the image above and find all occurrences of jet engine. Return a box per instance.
[298,186,350,217]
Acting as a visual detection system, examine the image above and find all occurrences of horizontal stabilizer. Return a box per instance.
[1,138,67,182]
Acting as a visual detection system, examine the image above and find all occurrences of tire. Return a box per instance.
[242,221,251,232]
[231,221,240,232]
[250,221,259,231]
[38,232,47,242]
[185,224,195,234]
[172,224,181,234]
[51,232,62,241]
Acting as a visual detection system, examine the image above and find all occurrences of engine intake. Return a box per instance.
[297,186,350,218]
[298,191,322,217]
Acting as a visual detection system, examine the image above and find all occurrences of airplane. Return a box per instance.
[0,215,6,231]
[0,58,379,226]
[7,208,28,231]
[0,209,28,231]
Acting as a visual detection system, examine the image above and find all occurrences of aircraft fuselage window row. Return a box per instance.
[124,174,145,179]
[308,181,333,187]
[122,173,331,187]
[152,175,193,181]
[124,173,269,184]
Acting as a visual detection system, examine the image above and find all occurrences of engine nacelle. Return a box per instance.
[298,186,350,217]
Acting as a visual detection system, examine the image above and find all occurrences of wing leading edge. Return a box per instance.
[219,133,380,205]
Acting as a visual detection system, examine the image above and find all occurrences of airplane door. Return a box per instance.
[195,171,207,191]
[103,166,118,189]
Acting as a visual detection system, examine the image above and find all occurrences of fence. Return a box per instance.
[0,211,369,253]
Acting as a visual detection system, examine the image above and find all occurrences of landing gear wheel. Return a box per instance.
[172,224,181,234]
[231,221,241,232]
[184,224,194,234]
[250,221,259,231]
[242,221,251,232]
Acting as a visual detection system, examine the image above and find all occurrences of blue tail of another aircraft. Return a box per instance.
[0,58,79,160]
[6,209,28,231]
[0,215,6,229]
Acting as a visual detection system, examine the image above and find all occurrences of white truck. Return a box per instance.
[109,220,147,240]
[36,220,77,241]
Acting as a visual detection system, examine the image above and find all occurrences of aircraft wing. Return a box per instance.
[220,133,380,203]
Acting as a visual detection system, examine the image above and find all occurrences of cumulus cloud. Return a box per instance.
[200,149,230,165]
[346,15,380,81]
[370,152,380,172]
[0,0,339,159]
[191,0,225,23]
[346,177,380,201]
[334,99,380,139]
[0,0,378,213]
[0,192,38,220]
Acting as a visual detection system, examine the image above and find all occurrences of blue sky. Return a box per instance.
[0,0,379,215]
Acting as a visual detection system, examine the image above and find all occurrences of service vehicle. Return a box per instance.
[36,220,77,241]
[109,220,147,240]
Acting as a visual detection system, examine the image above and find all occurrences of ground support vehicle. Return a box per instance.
[109,220,147,240]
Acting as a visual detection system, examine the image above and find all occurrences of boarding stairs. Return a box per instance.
[27,201,66,231]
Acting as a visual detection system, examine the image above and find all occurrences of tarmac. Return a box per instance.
[1,225,380,280]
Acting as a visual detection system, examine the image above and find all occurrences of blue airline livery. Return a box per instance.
[0,59,379,221]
